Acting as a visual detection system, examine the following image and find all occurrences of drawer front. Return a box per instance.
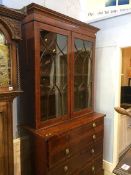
[86,138,103,158]
[78,155,103,175]
[48,150,91,175]
[69,123,103,157]
[47,136,103,169]
[48,142,103,175]
[47,162,70,175]
[47,118,104,168]
[68,147,103,174]
[69,117,103,141]
[48,146,70,168]
[47,133,69,167]
[47,133,69,151]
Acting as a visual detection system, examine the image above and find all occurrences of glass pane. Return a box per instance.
[74,38,93,111]
[0,32,11,88]
[40,30,68,121]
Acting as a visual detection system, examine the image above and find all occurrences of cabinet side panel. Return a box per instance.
[29,134,48,175]
[20,22,36,128]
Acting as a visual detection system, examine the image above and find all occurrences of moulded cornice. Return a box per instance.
[0,5,25,20]
[26,3,99,34]
[0,5,25,40]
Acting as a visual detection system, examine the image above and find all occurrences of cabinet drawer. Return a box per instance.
[48,140,103,174]
[47,132,69,167]
[48,137,103,169]
[69,123,103,156]
[48,148,93,175]
[47,122,103,168]
[78,155,103,175]
[69,118,103,140]
[47,132,69,151]
[84,138,103,158]
[69,118,104,145]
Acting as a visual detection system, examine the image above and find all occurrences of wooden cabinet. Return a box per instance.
[21,3,105,175]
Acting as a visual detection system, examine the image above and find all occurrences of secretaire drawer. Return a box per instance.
[69,117,104,142]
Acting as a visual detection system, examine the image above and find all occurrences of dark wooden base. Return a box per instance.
[24,113,104,175]
[0,101,13,175]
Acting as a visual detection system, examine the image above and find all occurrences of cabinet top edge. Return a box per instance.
[25,3,99,33]
[24,112,105,136]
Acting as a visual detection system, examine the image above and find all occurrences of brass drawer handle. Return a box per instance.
[65,148,70,155]
[93,122,96,128]
[92,166,95,172]
[45,133,52,137]
[64,165,68,172]
[93,134,96,140]
[91,149,95,154]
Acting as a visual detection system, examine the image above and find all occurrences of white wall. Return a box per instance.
[3,0,44,9]
[91,13,131,165]
[94,46,117,162]
[3,0,87,21]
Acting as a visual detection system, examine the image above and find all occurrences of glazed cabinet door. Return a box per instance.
[71,33,95,117]
[34,23,71,128]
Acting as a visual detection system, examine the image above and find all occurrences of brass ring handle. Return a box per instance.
[45,133,52,137]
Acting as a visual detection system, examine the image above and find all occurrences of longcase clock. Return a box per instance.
[0,5,24,175]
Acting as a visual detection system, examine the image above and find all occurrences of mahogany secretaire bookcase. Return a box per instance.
[20,3,105,175]
[0,5,24,175]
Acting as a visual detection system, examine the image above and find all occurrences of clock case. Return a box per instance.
[0,5,25,175]
[0,5,24,92]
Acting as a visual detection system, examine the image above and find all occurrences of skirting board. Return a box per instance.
[13,137,115,175]
[14,138,21,175]
[14,137,31,175]
[103,160,115,175]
